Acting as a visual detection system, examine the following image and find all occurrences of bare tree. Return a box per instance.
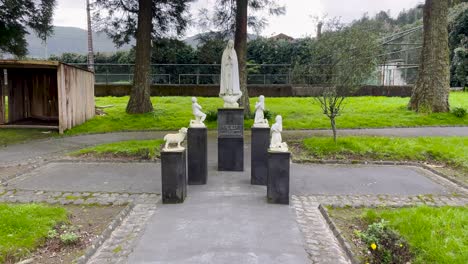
[295,21,380,142]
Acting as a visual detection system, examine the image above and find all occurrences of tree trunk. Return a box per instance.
[86,0,94,72]
[330,117,337,143]
[408,0,450,113]
[234,0,250,116]
[126,0,154,114]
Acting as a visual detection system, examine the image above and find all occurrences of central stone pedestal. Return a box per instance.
[161,149,187,204]
[188,127,207,185]
[267,151,290,204]
[218,108,244,171]
[251,127,270,185]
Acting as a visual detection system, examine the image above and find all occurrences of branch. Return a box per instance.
[120,0,138,13]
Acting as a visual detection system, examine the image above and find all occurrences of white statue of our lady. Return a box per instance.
[253,95,269,128]
[270,115,288,152]
[219,40,242,108]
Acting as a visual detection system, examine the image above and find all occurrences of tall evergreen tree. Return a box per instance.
[0,0,56,57]
[93,0,193,114]
[409,0,451,112]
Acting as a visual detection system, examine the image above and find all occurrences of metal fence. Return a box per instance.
[72,63,418,86]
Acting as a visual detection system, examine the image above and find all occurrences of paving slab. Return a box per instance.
[291,164,449,195]
[127,172,310,264]
[7,162,160,193]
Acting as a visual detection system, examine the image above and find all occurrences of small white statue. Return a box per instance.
[253,95,269,128]
[269,115,288,152]
[190,97,206,127]
[219,40,242,108]
[163,127,188,151]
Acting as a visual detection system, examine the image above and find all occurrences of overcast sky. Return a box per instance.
[54,0,422,38]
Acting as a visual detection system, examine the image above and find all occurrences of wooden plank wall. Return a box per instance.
[29,70,58,120]
[8,70,26,123]
[57,64,95,133]
[0,70,4,124]
[5,69,58,123]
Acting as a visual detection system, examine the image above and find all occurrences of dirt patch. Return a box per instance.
[326,207,368,262]
[27,205,125,264]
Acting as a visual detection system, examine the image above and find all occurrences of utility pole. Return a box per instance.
[317,22,323,39]
[86,0,95,72]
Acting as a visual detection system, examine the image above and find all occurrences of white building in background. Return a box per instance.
[379,60,407,86]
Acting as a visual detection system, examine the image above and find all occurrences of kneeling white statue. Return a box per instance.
[219,40,242,108]
[269,115,288,152]
[190,97,206,127]
[253,95,269,128]
[163,127,188,151]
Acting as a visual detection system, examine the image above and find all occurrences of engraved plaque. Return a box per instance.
[217,108,244,138]
[219,124,243,138]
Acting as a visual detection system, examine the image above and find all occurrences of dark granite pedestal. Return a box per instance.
[251,127,270,185]
[188,127,208,185]
[218,108,244,171]
[267,151,290,204]
[161,149,187,204]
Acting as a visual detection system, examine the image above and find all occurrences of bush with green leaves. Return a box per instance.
[60,232,80,245]
[205,110,218,122]
[356,219,412,264]
[451,107,467,118]
[263,109,276,121]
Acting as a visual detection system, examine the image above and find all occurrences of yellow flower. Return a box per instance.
[399,244,403,247]
[370,243,377,250]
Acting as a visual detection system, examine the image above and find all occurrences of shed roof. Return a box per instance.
[0,60,92,72]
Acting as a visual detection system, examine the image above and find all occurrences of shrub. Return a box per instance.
[356,219,412,264]
[205,110,218,122]
[47,229,58,239]
[451,107,467,118]
[60,232,80,245]
[264,109,276,120]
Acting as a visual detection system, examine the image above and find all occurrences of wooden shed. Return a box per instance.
[0,60,95,134]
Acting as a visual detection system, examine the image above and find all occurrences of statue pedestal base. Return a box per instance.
[267,151,290,204]
[251,127,270,185]
[161,149,187,204]
[188,127,207,185]
[217,108,244,171]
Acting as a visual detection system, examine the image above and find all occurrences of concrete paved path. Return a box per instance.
[1,126,467,166]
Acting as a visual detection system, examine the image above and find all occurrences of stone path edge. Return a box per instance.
[293,159,468,191]
[319,204,360,264]
[76,203,135,264]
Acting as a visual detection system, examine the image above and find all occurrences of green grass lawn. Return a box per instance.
[0,203,68,263]
[362,206,468,264]
[0,93,466,147]
[329,206,468,264]
[67,93,468,135]
[70,139,165,160]
[300,136,468,172]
